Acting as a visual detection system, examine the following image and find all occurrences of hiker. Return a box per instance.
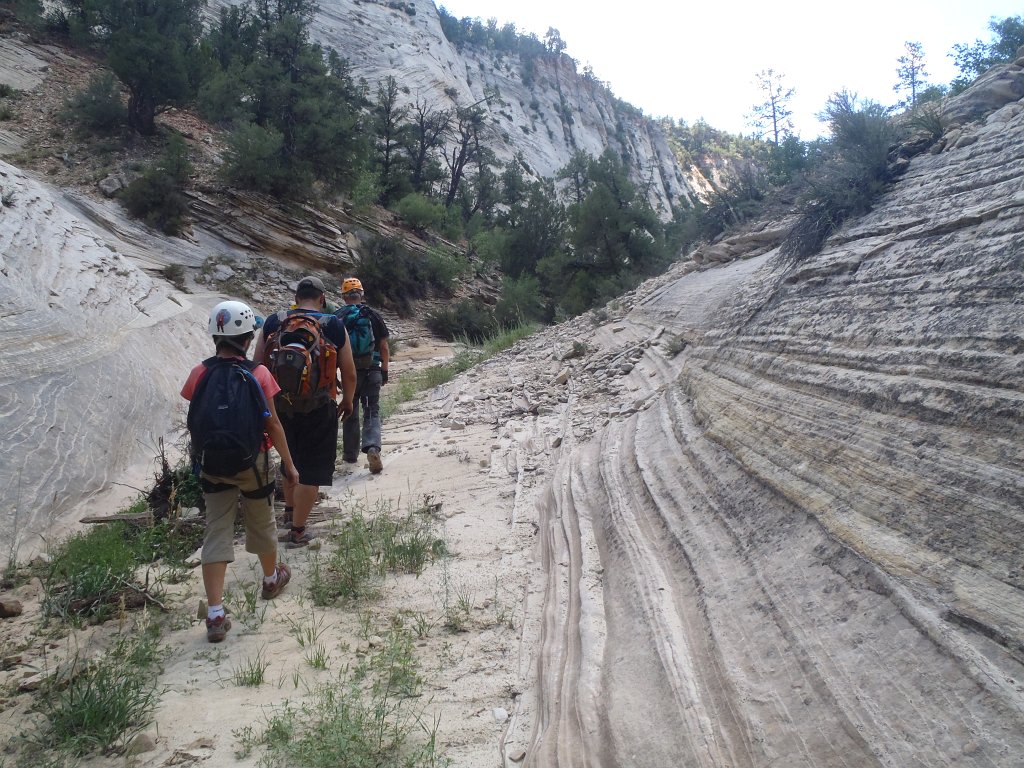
[182,300,299,643]
[254,276,356,547]
[336,277,391,474]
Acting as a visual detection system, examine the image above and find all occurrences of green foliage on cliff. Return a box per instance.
[951,15,1024,92]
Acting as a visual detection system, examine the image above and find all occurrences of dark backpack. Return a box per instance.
[263,311,339,412]
[338,304,376,369]
[187,357,269,477]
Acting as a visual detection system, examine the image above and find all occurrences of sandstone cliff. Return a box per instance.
[485,64,1024,765]
[206,0,708,217]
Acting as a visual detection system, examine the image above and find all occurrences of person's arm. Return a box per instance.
[264,397,299,487]
[379,338,390,384]
[253,326,268,364]
[337,325,356,420]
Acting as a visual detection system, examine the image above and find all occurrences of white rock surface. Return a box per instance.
[207,0,709,217]
[0,162,213,556]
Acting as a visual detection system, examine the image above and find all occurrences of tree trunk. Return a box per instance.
[127,92,156,136]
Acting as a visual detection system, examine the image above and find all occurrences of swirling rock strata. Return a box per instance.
[0,162,209,555]
[517,84,1024,766]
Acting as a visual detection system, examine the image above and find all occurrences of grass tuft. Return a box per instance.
[37,614,163,756]
[237,626,446,767]
[309,498,447,607]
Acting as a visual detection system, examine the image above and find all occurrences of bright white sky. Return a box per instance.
[435,0,1022,138]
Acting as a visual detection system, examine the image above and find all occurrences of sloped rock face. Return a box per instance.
[0,162,211,555]
[502,86,1024,765]
[207,0,706,216]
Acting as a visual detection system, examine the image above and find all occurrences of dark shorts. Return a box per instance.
[278,401,338,486]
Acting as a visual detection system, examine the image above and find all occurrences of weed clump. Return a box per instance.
[35,615,163,757]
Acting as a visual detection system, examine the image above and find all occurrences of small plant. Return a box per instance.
[120,135,192,235]
[305,644,330,670]
[38,614,163,756]
[232,647,270,687]
[247,665,444,766]
[412,612,433,639]
[437,640,459,669]
[286,611,332,649]
[365,625,422,699]
[491,577,515,630]
[664,334,687,357]
[225,576,267,631]
[43,522,140,622]
[439,558,473,633]
[905,101,946,141]
[394,192,444,231]
[162,263,186,291]
[1,188,15,208]
[311,499,446,606]
[62,73,125,135]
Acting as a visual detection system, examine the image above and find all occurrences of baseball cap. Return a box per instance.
[296,276,326,294]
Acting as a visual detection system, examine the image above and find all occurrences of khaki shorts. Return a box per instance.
[200,452,277,564]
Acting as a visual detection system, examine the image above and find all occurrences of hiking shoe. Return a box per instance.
[277,523,294,542]
[205,614,231,643]
[286,528,317,549]
[367,448,383,474]
[261,563,291,600]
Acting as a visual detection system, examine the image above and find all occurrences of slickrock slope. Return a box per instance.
[456,86,1021,767]
[0,162,212,555]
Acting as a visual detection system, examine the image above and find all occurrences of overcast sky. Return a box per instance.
[435,1,1022,138]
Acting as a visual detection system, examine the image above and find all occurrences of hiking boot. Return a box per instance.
[367,448,383,474]
[277,523,294,542]
[205,614,231,643]
[286,527,317,548]
[261,563,291,600]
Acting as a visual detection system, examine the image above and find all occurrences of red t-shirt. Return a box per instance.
[181,356,281,450]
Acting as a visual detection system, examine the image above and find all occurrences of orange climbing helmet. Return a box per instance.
[341,277,364,294]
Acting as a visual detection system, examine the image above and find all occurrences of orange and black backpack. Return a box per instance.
[262,311,338,413]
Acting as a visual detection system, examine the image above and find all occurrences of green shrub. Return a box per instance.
[780,92,899,261]
[40,617,162,756]
[310,502,445,606]
[355,236,441,315]
[196,65,249,124]
[122,171,189,235]
[394,192,445,231]
[495,274,544,326]
[121,135,191,235]
[422,245,468,295]
[62,73,125,135]
[424,298,496,343]
[350,168,382,211]
[220,123,296,196]
[43,522,139,621]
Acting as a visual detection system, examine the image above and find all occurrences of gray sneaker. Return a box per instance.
[286,527,317,548]
[367,448,383,474]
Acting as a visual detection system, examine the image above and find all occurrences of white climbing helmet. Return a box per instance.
[208,300,257,337]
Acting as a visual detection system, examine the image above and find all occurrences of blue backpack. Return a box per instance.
[338,304,376,369]
[187,357,269,476]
